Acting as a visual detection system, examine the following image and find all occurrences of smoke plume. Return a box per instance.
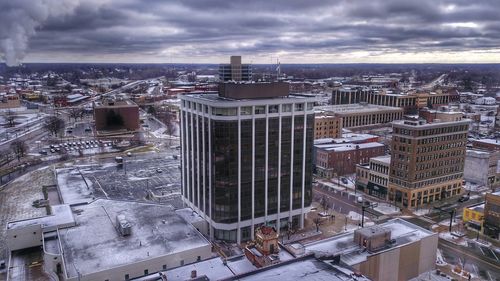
[0,0,78,66]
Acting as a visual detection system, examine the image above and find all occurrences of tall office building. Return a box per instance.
[389,118,470,209]
[179,82,316,243]
[218,56,252,81]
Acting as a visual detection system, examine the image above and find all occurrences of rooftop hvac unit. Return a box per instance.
[116,214,132,236]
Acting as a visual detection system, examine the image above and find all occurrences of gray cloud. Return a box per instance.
[2,0,500,64]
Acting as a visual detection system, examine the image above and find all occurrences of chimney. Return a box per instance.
[191,270,197,279]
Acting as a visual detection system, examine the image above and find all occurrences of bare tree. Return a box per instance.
[4,110,17,127]
[313,217,322,232]
[68,108,84,122]
[163,111,176,145]
[11,140,28,161]
[285,221,296,240]
[44,116,65,137]
[320,195,328,211]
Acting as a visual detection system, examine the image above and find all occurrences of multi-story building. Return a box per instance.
[483,191,500,240]
[332,87,459,114]
[389,118,470,209]
[179,82,316,243]
[0,93,21,109]
[315,142,385,178]
[315,104,404,129]
[356,155,391,199]
[464,149,500,188]
[94,99,140,132]
[305,218,438,281]
[314,114,342,139]
[218,56,252,81]
[472,139,500,151]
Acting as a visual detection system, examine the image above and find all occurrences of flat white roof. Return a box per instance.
[304,218,435,266]
[60,199,210,278]
[7,204,75,230]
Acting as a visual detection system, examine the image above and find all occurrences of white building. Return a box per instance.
[179,82,317,243]
[6,200,211,281]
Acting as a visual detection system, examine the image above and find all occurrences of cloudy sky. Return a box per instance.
[1,0,500,66]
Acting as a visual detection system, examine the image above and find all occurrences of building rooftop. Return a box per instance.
[370,155,391,165]
[473,139,500,146]
[304,218,435,266]
[7,204,75,230]
[467,203,485,213]
[316,104,402,114]
[392,118,470,129]
[317,142,384,152]
[224,255,371,281]
[59,199,210,278]
[180,92,316,106]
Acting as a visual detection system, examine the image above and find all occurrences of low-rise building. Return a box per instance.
[316,104,404,129]
[6,200,212,281]
[472,139,500,151]
[464,149,500,188]
[356,155,391,199]
[463,203,484,232]
[305,218,438,281]
[94,99,140,132]
[483,191,500,240]
[0,93,21,109]
[315,142,385,177]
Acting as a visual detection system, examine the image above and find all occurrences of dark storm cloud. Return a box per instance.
[2,0,500,63]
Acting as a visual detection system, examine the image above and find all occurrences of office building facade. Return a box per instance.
[179,86,315,243]
[389,119,470,208]
[219,56,252,81]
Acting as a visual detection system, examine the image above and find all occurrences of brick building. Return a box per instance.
[315,142,385,178]
[314,114,342,139]
[316,104,403,129]
[94,99,140,131]
[389,118,470,209]
[483,191,500,240]
[356,155,391,199]
[472,139,500,151]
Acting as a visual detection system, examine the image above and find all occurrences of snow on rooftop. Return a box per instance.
[7,204,75,230]
[60,199,210,278]
[56,167,95,205]
[371,155,391,164]
[304,219,434,266]
[232,255,370,281]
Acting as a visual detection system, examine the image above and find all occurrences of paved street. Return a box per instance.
[439,238,500,281]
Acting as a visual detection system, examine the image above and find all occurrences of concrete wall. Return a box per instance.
[354,233,438,281]
[464,150,489,185]
[219,82,289,99]
[6,224,43,251]
[65,243,212,281]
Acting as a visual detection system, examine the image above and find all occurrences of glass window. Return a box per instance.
[254,106,266,114]
[240,106,252,115]
[282,104,292,112]
[295,103,304,111]
[307,102,314,110]
[212,107,237,116]
[268,105,279,113]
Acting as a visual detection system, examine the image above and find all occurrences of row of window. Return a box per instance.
[182,100,315,116]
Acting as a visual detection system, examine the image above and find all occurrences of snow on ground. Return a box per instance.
[374,203,400,215]
[347,211,362,221]
[412,208,431,216]
[438,219,458,227]
[438,232,468,246]
[436,249,447,266]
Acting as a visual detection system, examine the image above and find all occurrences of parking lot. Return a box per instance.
[83,152,183,208]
